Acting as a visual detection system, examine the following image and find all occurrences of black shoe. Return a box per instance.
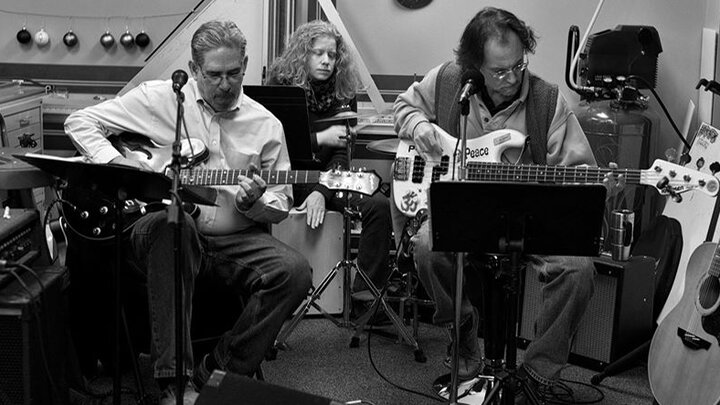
[513,365,553,405]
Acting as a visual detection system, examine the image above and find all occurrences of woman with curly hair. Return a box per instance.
[266,20,393,313]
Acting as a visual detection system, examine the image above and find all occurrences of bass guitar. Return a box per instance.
[62,135,380,241]
[393,124,719,217]
[648,240,720,405]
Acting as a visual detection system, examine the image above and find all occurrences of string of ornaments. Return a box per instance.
[16,25,150,49]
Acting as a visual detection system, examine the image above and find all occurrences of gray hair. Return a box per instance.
[191,20,247,67]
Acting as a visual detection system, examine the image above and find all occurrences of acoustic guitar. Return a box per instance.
[648,240,720,405]
[392,124,720,217]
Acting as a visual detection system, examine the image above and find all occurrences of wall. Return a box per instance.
[337,0,709,162]
[0,0,200,67]
[0,0,713,160]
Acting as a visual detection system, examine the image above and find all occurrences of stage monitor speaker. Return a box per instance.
[197,370,342,405]
[0,266,69,405]
[518,255,655,371]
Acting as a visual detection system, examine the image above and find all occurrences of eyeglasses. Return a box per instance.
[198,66,244,85]
[484,58,528,81]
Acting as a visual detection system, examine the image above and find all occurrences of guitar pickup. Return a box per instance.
[677,327,711,350]
[394,157,410,181]
[412,156,426,184]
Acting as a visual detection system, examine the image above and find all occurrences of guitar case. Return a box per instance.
[630,214,683,320]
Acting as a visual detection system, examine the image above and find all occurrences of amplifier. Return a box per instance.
[0,266,69,405]
[518,255,655,371]
[0,209,50,288]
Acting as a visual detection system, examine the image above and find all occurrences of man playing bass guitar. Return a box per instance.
[391,7,623,403]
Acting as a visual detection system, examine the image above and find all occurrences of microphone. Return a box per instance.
[458,72,482,104]
[172,69,188,92]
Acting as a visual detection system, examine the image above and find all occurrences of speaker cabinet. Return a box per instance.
[518,255,655,371]
[0,266,68,405]
[197,370,339,405]
[272,210,344,315]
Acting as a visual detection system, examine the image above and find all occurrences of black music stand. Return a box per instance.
[428,181,606,405]
[13,153,216,405]
[243,85,314,167]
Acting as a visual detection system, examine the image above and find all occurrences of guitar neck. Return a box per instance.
[466,162,643,185]
[179,169,320,186]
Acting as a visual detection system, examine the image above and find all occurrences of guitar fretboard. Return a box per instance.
[179,169,321,186]
[465,162,644,184]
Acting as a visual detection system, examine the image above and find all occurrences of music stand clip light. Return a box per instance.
[428,182,606,256]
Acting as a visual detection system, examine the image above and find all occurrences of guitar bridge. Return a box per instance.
[677,327,711,350]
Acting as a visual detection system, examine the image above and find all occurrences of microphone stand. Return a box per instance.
[448,93,471,405]
[169,87,186,404]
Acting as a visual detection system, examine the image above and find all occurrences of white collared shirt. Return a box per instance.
[65,78,292,234]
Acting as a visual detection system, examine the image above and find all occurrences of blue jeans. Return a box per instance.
[326,191,392,292]
[410,218,595,384]
[129,210,312,379]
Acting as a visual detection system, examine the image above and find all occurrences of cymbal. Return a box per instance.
[366,138,400,155]
[314,111,362,123]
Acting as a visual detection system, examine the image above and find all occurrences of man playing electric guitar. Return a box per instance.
[391,7,623,403]
[64,21,313,404]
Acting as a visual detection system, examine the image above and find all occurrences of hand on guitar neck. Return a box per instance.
[235,164,267,211]
[602,161,626,198]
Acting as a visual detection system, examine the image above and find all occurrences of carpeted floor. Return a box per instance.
[78,316,655,404]
[262,318,655,405]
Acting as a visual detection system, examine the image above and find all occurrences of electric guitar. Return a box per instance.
[393,124,720,217]
[61,135,380,240]
[648,240,720,405]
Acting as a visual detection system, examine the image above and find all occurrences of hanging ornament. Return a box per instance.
[100,31,115,48]
[63,18,78,48]
[120,30,134,48]
[135,30,150,48]
[63,30,79,47]
[16,27,32,44]
[34,28,50,47]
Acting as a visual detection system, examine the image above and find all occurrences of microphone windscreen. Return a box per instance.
[172,69,188,88]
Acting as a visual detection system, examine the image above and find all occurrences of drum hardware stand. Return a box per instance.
[274,115,425,361]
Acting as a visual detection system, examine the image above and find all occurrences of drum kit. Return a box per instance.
[315,111,401,156]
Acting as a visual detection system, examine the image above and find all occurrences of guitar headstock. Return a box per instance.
[647,159,720,198]
[319,169,381,196]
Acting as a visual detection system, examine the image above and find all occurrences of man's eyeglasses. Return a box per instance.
[198,66,244,85]
[485,59,528,81]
